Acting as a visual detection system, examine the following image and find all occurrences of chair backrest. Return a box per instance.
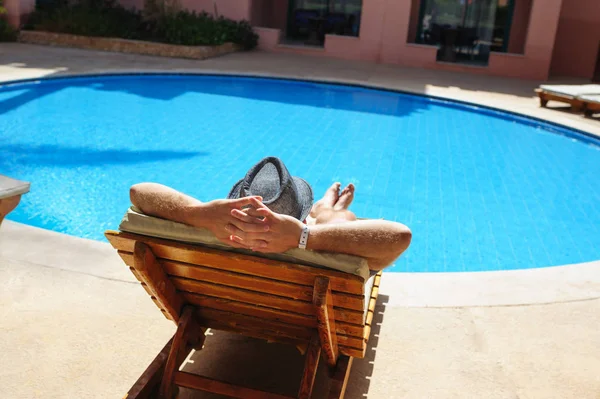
[106,230,379,359]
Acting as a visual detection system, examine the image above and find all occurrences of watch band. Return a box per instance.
[298,225,309,249]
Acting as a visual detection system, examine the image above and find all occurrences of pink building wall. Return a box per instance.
[406,0,420,43]
[257,0,565,80]
[507,0,532,54]
[550,0,600,79]
[250,0,287,30]
[489,0,562,80]
[6,0,590,81]
[3,0,34,27]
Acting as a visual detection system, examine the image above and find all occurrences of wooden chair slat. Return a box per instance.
[198,308,313,340]
[298,336,321,399]
[338,345,365,359]
[162,271,364,312]
[162,259,312,300]
[173,371,294,399]
[333,308,364,326]
[328,355,353,399]
[184,293,366,339]
[200,307,365,350]
[123,338,172,399]
[335,334,364,350]
[364,272,382,328]
[159,307,194,398]
[174,277,315,315]
[121,252,368,321]
[313,277,339,368]
[133,242,183,322]
[184,293,317,328]
[124,254,367,311]
[203,321,308,347]
[333,322,364,338]
[107,232,365,295]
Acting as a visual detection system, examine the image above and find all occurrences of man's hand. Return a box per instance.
[192,197,270,245]
[226,198,304,253]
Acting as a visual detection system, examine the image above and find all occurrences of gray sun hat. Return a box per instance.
[227,157,314,221]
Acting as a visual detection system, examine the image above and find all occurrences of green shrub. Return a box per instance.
[0,0,17,41]
[25,0,258,49]
[152,11,258,49]
[26,0,143,39]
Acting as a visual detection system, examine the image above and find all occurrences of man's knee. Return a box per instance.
[316,209,356,224]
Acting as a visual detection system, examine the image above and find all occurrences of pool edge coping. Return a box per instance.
[2,220,599,308]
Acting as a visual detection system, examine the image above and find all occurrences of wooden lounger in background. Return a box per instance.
[535,84,600,111]
[0,175,30,226]
[105,209,381,399]
[579,94,600,118]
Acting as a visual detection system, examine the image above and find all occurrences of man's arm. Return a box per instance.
[227,198,411,271]
[129,183,268,244]
[305,220,411,271]
[130,183,205,226]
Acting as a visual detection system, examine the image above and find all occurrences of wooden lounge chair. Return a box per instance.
[535,84,600,111]
[0,175,30,225]
[105,207,381,399]
[579,94,600,118]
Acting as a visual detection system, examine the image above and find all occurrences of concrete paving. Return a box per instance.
[1,44,600,399]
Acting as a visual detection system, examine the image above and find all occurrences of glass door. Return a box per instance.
[286,0,362,45]
[416,0,514,65]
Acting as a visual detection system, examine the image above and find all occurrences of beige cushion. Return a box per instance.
[119,207,370,281]
[539,84,600,97]
[579,94,600,104]
[0,175,30,199]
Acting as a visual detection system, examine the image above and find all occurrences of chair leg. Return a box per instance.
[123,339,173,399]
[313,276,339,370]
[328,355,353,399]
[297,335,321,399]
[159,306,199,399]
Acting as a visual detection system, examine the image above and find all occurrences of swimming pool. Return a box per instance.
[1,74,599,272]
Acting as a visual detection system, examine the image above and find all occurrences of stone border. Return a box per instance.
[18,30,241,60]
[3,219,600,308]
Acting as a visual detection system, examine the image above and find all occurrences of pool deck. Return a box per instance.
[1,43,599,399]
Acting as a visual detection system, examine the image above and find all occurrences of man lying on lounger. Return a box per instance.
[129,157,411,271]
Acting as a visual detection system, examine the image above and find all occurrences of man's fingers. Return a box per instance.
[232,196,263,208]
[230,209,265,224]
[225,223,270,240]
[255,207,273,217]
[228,219,269,233]
[226,236,251,249]
[250,240,269,251]
[248,196,269,210]
[229,235,267,249]
[243,207,264,219]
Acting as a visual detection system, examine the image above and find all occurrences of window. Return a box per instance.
[416,0,516,65]
[286,0,362,45]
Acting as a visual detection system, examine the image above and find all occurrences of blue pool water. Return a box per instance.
[1,74,599,272]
